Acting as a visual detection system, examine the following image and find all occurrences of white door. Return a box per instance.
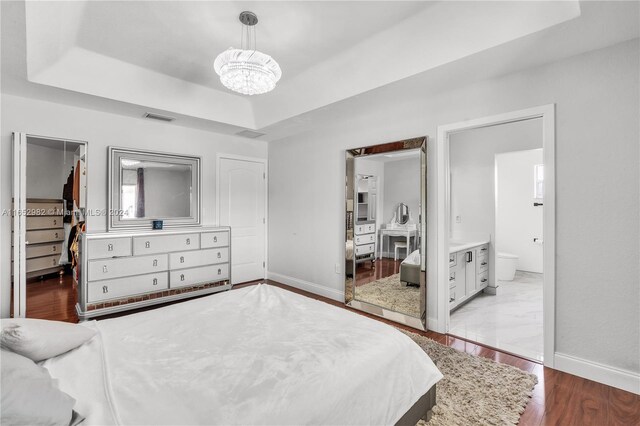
[218,157,266,284]
[12,132,27,318]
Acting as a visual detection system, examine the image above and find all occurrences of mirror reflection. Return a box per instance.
[346,146,423,319]
[120,159,192,220]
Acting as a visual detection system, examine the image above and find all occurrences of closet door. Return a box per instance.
[12,132,27,318]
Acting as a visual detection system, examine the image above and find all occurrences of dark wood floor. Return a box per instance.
[355,257,401,286]
[18,276,640,425]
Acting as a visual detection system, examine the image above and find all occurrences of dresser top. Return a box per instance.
[85,226,230,239]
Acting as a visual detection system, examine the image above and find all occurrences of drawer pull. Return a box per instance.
[180,274,185,281]
[449,297,455,302]
[145,241,150,248]
[103,265,108,273]
[218,268,222,275]
[213,236,218,243]
[217,252,222,259]
[54,232,59,239]
[186,238,191,245]
[153,259,158,267]
[107,243,114,251]
[180,256,185,263]
[153,278,158,286]
[449,277,455,281]
[52,246,56,252]
[481,278,488,283]
[53,219,57,225]
[102,286,109,294]
[481,262,487,266]
[481,247,488,251]
[52,258,57,266]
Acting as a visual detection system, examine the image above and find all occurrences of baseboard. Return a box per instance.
[266,271,344,303]
[554,352,640,394]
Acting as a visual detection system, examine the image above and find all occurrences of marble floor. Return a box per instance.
[449,271,543,361]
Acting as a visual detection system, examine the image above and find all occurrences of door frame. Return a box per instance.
[436,104,556,367]
[11,132,89,318]
[216,153,268,282]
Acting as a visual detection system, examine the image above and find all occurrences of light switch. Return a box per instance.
[335,263,341,274]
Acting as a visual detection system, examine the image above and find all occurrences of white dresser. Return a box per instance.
[12,199,65,279]
[77,227,231,319]
[449,242,489,310]
[354,220,376,266]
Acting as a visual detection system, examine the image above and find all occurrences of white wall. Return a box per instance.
[383,157,420,226]
[449,118,542,286]
[268,40,639,377]
[0,94,267,317]
[496,149,544,273]
[25,142,74,199]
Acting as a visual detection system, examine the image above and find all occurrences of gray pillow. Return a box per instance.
[1,349,78,426]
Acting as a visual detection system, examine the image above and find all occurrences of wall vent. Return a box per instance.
[144,112,175,122]
[236,129,265,139]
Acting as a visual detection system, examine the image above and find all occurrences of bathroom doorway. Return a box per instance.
[436,105,555,366]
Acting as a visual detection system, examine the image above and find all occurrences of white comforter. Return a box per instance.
[44,285,442,425]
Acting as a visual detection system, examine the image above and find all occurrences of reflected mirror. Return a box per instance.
[109,147,201,230]
[345,137,427,330]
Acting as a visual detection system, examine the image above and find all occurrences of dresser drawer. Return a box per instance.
[201,231,229,248]
[355,243,375,256]
[25,201,64,216]
[15,216,63,230]
[26,229,64,244]
[449,287,457,304]
[170,264,229,288]
[476,245,489,256]
[133,233,200,255]
[449,270,456,288]
[477,256,489,273]
[449,252,457,267]
[355,223,375,235]
[88,254,168,281]
[87,272,169,303]
[355,234,375,245]
[87,237,132,259]
[26,243,63,259]
[26,255,60,273]
[170,248,229,270]
[478,271,489,289]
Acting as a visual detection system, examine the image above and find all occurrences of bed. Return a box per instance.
[43,284,442,425]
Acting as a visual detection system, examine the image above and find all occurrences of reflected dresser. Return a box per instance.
[77,227,231,319]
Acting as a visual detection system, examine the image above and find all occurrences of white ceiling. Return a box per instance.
[2,1,638,139]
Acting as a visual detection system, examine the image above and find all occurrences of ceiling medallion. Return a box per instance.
[214,11,282,96]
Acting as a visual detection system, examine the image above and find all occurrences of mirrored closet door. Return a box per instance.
[12,133,88,322]
[345,137,427,330]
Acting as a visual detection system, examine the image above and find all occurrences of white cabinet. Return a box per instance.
[449,243,489,310]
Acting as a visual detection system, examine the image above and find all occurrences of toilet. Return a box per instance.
[497,252,519,281]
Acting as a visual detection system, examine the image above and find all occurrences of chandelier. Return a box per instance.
[214,11,282,96]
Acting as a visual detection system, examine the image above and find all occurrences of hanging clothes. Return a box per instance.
[73,160,80,207]
[63,167,74,223]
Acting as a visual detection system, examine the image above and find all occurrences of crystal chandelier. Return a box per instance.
[214,11,282,96]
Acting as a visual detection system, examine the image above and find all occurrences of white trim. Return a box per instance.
[216,153,269,282]
[436,104,556,368]
[554,353,640,395]
[266,271,344,302]
[12,133,27,318]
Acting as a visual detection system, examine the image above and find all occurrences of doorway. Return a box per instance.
[12,133,88,322]
[436,105,556,367]
[217,155,267,285]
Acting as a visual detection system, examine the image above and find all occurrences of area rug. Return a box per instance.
[355,273,421,317]
[402,330,538,425]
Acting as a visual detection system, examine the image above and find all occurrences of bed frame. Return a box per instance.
[395,385,437,426]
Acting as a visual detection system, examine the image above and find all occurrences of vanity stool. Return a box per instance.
[394,241,408,261]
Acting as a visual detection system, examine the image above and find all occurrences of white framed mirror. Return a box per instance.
[108,147,201,230]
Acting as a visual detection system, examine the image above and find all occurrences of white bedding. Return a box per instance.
[44,285,442,425]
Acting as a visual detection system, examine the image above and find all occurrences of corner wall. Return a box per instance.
[267,40,640,384]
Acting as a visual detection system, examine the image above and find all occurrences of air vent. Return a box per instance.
[236,129,265,139]
[143,112,175,122]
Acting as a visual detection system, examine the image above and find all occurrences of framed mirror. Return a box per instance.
[345,137,427,330]
[108,147,201,230]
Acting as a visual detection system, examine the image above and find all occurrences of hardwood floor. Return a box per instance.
[16,277,640,425]
[355,257,401,286]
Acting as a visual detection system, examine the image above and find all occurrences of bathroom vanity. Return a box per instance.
[448,241,489,310]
